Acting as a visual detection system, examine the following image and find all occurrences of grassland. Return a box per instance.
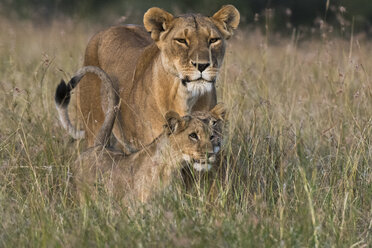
[0,17,371,247]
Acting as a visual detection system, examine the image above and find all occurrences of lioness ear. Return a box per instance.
[210,103,226,121]
[212,5,240,39]
[144,7,174,41]
[164,111,182,134]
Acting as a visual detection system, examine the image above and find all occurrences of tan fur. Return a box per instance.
[75,5,239,152]
[74,105,226,205]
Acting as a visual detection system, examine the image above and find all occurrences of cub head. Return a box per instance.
[192,102,226,155]
[164,103,226,171]
[144,6,240,96]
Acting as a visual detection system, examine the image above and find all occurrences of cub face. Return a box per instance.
[144,5,240,96]
[192,104,226,155]
[165,103,226,171]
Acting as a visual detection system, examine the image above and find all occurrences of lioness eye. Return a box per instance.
[209,38,220,44]
[189,132,198,140]
[175,38,187,45]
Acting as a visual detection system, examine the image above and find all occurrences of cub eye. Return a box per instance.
[210,119,219,127]
[189,132,198,140]
[209,38,220,44]
[175,38,187,45]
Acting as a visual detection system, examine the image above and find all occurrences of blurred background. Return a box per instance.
[1,0,372,37]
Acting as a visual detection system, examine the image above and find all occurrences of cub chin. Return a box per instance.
[64,67,226,205]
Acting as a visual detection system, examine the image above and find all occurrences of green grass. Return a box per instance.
[0,18,371,247]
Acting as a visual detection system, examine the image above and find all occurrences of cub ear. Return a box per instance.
[164,111,182,134]
[144,7,174,41]
[210,103,226,121]
[212,5,240,39]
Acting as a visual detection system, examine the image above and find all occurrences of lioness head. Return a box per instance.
[144,5,240,96]
[164,103,226,171]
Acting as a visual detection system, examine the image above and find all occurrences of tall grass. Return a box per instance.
[0,17,371,247]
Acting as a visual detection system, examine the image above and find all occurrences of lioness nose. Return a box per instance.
[192,62,210,72]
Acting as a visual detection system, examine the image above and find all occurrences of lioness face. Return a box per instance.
[144,6,240,96]
[159,16,225,96]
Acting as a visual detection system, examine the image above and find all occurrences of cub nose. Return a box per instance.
[192,62,210,72]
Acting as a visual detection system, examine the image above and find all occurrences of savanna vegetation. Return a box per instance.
[0,4,371,247]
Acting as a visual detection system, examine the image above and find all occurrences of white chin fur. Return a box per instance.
[208,155,216,163]
[182,154,191,162]
[186,81,213,97]
[193,163,212,171]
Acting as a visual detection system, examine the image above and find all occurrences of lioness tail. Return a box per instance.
[55,66,119,146]
[55,74,85,139]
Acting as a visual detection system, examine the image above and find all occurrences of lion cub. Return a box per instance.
[58,67,225,204]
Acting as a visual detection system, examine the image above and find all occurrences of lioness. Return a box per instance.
[57,5,239,153]
[62,67,226,203]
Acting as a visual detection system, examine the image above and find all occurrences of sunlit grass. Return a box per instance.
[0,18,371,247]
